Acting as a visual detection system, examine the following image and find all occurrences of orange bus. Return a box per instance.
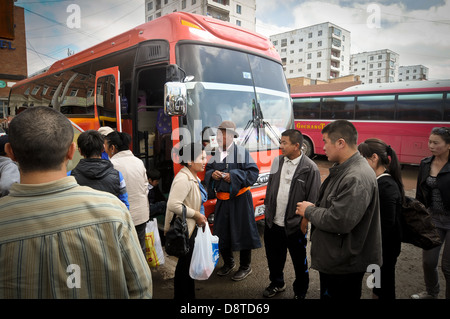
[7,12,293,225]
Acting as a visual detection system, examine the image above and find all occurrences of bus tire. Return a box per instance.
[302,137,313,158]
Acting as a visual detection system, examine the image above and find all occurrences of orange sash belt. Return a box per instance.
[216,187,251,201]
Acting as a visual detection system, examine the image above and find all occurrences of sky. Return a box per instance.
[17,0,450,80]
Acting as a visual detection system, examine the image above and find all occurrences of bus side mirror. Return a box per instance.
[164,82,187,116]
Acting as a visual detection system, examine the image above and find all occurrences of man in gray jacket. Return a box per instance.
[296,120,382,299]
[264,129,321,299]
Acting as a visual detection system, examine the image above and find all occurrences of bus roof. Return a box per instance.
[291,79,450,98]
[17,12,279,86]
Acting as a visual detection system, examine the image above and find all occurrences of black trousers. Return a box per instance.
[174,227,198,300]
[373,255,398,299]
[319,271,365,299]
[220,248,251,270]
[264,223,309,297]
[135,222,147,256]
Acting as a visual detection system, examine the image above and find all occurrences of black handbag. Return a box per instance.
[165,204,190,257]
[400,196,442,250]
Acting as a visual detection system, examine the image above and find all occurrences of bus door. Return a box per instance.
[94,67,122,132]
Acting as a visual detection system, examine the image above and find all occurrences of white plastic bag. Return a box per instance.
[145,218,165,268]
[189,224,219,280]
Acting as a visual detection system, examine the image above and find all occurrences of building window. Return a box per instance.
[281,39,287,47]
[307,53,312,59]
[318,30,322,36]
[147,1,153,11]
[236,4,241,14]
[317,51,322,58]
[332,27,341,37]
[332,38,341,47]
[318,40,322,47]
[192,0,196,4]
[31,86,40,95]
[308,32,312,38]
[308,43,312,49]
[182,0,186,9]
[317,62,321,68]
[236,20,241,26]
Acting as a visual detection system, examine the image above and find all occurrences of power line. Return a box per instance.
[25,1,145,73]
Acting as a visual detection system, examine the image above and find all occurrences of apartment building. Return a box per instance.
[144,0,256,31]
[270,22,351,81]
[350,49,399,84]
[398,65,428,81]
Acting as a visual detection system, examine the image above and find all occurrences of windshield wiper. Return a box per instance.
[241,99,281,147]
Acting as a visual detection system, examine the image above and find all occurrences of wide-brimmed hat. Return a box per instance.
[217,120,239,138]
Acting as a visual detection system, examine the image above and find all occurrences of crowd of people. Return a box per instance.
[0,106,449,300]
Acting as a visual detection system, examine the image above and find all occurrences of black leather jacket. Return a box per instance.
[416,156,450,212]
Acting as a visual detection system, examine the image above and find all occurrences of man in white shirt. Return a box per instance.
[263,129,321,299]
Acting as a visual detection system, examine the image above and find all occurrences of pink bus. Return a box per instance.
[292,80,450,165]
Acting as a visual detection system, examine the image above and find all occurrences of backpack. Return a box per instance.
[400,196,442,250]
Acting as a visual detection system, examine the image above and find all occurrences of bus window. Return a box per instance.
[355,95,395,121]
[445,94,450,121]
[293,97,320,119]
[397,93,444,121]
[321,96,354,120]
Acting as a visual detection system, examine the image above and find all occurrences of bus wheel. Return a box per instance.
[302,137,313,158]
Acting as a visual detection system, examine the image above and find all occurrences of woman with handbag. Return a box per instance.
[164,142,207,300]
[412,127,450,299]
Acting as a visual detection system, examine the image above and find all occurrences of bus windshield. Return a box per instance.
[178,44,292,151]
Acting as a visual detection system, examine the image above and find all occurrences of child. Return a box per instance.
[147,168,167,217]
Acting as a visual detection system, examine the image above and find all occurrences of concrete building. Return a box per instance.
[270,22,351,81]
[0,3,27,120]
[350,49,399,85]
[398,65,428,81]
[144,0,256,31]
